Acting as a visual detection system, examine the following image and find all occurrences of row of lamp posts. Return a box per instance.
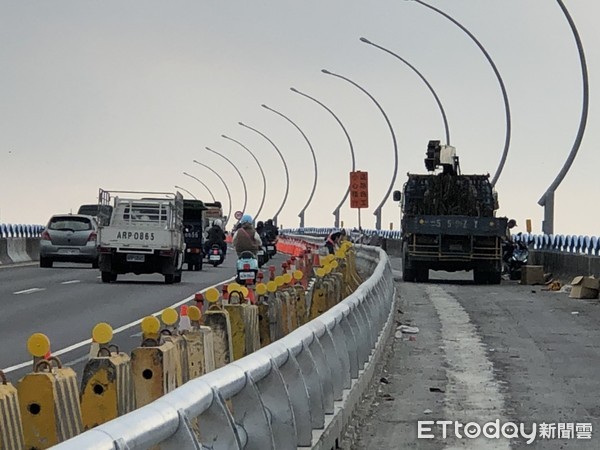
[178,0,587,233]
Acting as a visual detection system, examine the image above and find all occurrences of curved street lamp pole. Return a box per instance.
[192,160,232,226]
[204,146,248,216]
[322,69,398,230]
[411,0,511,187]
[538,0,589,234]
[174,185,197,200]
[182,171,216,202]
[360,37,450,146]
[221,134,267,220]
[238,121,290,227]
[262,104,318,229]
[290,87,355,228]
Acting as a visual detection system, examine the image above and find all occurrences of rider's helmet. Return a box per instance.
[240,214,253,225]
[256,220,264,228]
[213,219,223,228]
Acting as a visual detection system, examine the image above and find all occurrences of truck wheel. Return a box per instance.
[415,267,429,283]
[92,259,99,269]
[488,270,502,285]
[473,270,487,285]
[101,271,112,283]
[164,274,175,284]
[196,259,203,271]
[401,243,415,282]
[402,266,415,282]
[174,271,182,283]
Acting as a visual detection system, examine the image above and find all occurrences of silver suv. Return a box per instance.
[39,214,99,268]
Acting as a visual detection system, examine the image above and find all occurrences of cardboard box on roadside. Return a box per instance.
[520,265,545,285]
[569,276,600,299]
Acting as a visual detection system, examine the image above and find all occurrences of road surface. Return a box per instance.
[352,257,600,449]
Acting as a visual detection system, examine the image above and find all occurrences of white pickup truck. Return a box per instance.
[97,189,185,284]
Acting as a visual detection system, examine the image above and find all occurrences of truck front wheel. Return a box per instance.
[164,274,175,284]
[101,271,112,283]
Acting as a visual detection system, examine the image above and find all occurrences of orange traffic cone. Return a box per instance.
[179,305,192,332]
[222,284,229,302]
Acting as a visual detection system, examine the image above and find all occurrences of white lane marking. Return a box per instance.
[425,285,509,450]
[61,280,81,285]
[2,276,236,373]
[13,288,46,295]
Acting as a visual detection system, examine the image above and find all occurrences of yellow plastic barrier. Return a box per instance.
[18,334,83,449]
[182,306,216,379]
[291,270,309,327]
[255,284,272,347]
[160,308,188,386]
[130,317,179,408]
[309,270,329,320]
[0,370,24,450]
[80,323,135,430]
[202,288,233,369]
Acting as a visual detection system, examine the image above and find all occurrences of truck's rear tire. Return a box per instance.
[164,274,175,284]
[402,266,415,282]
[174,270,182,283]
[101,271,112,283]
[415,267,429,283]
[488,270,502,285]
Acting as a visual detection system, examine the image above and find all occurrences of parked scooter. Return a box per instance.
[236,251,259,284]
[207,244,225,267]
[503,239,529,280]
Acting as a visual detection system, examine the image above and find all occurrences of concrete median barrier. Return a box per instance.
[25,238,40,262]
[6,238,29,264]
[0,239,11,265]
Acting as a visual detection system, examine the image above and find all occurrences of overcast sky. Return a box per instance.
[1,1,598,235]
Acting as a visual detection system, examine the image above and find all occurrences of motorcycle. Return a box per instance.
[503,239,529,280]
[257,246,268,268]
[207,244,225,267]
[265,239,277,257]
[236,251,259,284]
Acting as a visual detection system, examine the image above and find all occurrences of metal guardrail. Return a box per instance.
[52,245,395,450]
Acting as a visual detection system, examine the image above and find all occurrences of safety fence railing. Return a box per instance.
[1,239,395,449]
[283,227,600,256]
[0,224,44,238]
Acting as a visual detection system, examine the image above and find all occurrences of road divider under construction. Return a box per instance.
[3,236,394,449]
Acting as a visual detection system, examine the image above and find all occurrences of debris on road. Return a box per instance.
[398,325,420,334]
[571,311,580,315]
[542,280,562,291]
[429,387,445,393]
[380,377,390,385]
[423,409,433,415]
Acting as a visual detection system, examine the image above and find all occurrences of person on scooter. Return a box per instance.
[264,219,279,241]
[233,214,262,257]
[204,219,227,256]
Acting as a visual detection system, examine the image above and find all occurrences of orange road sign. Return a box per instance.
[349,171,368,209]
